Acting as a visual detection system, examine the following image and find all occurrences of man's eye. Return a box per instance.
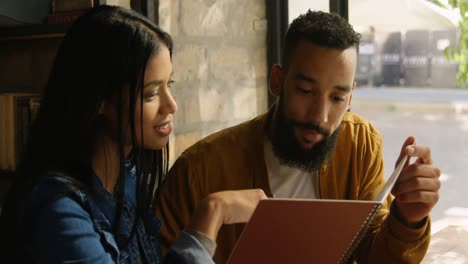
[333,96,345,102]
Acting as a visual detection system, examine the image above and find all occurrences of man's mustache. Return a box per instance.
[290,120,331,137]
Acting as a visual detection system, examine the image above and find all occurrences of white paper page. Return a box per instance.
[375,155,408,203]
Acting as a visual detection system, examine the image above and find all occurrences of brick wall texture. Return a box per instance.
[159,0,268,163]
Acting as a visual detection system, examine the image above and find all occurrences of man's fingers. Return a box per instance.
[393,176,441,196]
[396,136,415,168]
[405,145,433,165]
[393,190,440,205]
[395,163,440,182]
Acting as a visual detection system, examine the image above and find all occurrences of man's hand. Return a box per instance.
[391,136,441,228]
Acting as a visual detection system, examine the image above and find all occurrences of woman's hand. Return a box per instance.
[187,189,267,241]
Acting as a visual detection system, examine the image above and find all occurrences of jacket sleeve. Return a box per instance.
[353,133,431,264]
[33,196,115,264]
[157,153,204,255]
[163,230,215,264]
[356,200,431,263]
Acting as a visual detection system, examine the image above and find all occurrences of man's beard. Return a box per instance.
[270,99,341,172]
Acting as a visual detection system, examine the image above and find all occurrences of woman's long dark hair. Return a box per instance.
[1,5,172,256]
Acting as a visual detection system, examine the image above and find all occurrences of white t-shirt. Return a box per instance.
[263,139,319,199]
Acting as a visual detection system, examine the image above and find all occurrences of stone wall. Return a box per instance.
[159,0,268,163]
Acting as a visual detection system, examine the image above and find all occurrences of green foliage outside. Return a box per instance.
[429,0,468,86]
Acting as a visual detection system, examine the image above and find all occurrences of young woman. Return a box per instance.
[0,5,266,263]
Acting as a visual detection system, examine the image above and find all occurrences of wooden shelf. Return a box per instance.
[0,170,15,179]
[0,23,70,42]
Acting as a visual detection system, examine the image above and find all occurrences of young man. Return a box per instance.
[157,10,441,263]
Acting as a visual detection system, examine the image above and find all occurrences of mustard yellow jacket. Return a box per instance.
[157,111,430,264]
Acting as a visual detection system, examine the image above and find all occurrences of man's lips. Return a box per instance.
[301,129,322,143]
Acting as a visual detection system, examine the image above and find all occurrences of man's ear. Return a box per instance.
[269,64,284,97]
[348,81,356,111]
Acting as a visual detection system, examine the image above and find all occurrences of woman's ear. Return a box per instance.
[269,64,284,97]
[98,102,105,115]
[98,101,108,115]
[98,100,115,118]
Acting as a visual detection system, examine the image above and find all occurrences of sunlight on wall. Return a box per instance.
[288,0,329,23]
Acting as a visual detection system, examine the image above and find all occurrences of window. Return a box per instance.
[287,0,468,231]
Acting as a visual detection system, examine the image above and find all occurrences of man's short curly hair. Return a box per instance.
[282,10,361,71]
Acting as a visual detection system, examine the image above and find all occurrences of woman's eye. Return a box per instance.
[168,80,175,88]
[144,91,159,101]
[297,87,311,94]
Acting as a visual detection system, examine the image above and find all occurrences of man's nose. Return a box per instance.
[307,98,328,125]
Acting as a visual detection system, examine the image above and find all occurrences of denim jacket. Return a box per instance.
[23,160,214,264]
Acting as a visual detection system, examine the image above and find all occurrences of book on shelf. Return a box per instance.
[0,93,41,172]
[51,0,94,13]
[47,10,87,24]
[226,155,408,264]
